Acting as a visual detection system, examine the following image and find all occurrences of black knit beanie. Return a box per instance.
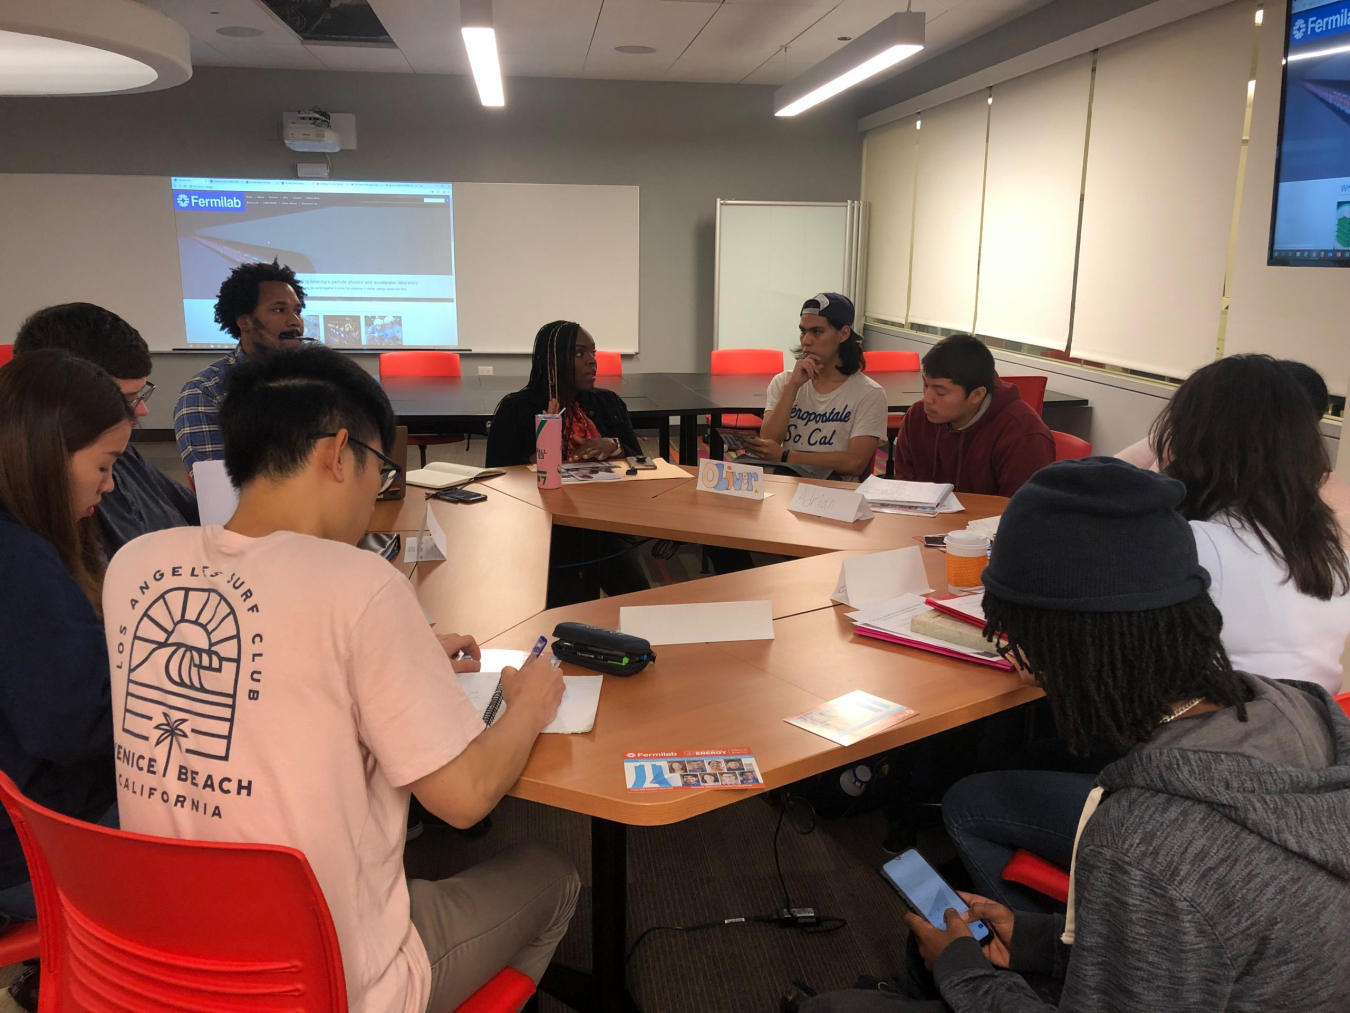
[982,457,1210,612]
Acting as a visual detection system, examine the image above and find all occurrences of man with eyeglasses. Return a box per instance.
[104,345,578,1013]
[13,302,199,554]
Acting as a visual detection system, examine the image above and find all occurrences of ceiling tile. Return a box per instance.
[204,40,327,70]
[584,0,718,80]
[187,37,238,68]
[665,1,826,82]
[136,0,298,44]
[308,45,414,73]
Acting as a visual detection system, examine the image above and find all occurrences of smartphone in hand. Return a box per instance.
[881,849,991,943]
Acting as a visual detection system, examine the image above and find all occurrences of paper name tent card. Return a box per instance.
[405,461,505,490]
[785,690,918,747]
[697,459,766,500]
[404,506,448,562]
[832,546,931,608]
[788,483,873,523]
[619,600,774,646]
[193,460,239,526]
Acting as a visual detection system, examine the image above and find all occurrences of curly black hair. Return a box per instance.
[213,260,306,340]
[983,591,1252,757]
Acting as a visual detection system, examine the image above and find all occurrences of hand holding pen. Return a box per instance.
[498,635,565,730]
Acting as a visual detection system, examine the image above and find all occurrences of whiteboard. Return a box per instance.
[714,201,865,366]
[0,173,640,354]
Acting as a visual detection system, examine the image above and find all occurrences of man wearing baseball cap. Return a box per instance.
[745,293,887,479]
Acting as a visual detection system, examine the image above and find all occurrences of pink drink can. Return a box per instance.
[535,413,562,489]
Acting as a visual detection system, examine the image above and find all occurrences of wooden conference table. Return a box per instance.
[381,371,1090,465]
[368,464,1039,1013]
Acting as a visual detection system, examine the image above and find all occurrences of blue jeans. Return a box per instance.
[942,770,1095,915]
[0,802,119,928]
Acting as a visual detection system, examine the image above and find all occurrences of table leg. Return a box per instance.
[537,817,639,1013]
[593,817,639,1012]
[678,412,699,466]
[709,413,725,461]
[658,416,671,463]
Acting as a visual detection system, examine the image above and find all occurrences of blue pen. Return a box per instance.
[483,636,548,726]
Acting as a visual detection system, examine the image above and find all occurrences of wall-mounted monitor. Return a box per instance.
[1269,0,1350,266]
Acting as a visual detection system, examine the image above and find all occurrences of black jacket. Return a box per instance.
[485,387,641,468]
[0,507,114,890]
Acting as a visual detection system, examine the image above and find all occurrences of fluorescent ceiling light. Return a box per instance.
[461,0,504,107]
[1287,42,1350,62]
[775,13,924,117]
[0,0,190,96]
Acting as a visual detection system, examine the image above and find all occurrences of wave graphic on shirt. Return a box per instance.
[121,587,242,764]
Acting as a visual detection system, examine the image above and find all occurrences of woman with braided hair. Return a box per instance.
[485,320,639,468]
[486,321,647,605]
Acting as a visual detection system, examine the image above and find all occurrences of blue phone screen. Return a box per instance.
[882,851,991,943]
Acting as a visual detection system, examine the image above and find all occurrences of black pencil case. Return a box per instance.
[551,622,656,676]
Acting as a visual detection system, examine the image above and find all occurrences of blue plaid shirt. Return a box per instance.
[173,346,244,478]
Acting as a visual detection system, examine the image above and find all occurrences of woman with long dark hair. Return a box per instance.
[485,322,646,606]
[485,320,639,468]
[1151,354,1350,694]
[0,350,134,927]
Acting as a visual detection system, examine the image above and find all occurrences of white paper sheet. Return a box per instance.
[456,667,603,734]
[193,459,239,526]
[619,600,774,646]
[788,483,873,523]
[831,546,931,608]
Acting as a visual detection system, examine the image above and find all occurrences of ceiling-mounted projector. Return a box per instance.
[283,109,340,152]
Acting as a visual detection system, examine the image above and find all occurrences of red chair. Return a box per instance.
[866,350,923,478]
[595,351,622,377]
[378,352,468,467]
[0,771,534,1013]
[0,768,348,1011]
[1053,430,1092,461]
[0,919,39,965]
[0,345,13,368]
[711,348,785,430]
[1004,375,1047,417]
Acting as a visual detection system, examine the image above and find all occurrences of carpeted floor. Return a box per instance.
[404,793,934,1013]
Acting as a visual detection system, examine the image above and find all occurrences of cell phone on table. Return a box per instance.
[922,534,948,549]
[431,487,487,504]
[881,848,990,943]
[625,455,657,471]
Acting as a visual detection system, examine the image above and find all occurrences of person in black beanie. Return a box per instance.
[800,458,1350,1013]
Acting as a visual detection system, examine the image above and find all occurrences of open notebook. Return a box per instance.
[456,650,603,734]
[405,462,505,490]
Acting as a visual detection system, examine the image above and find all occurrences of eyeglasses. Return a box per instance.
[127,381,155,410]
[307,433,402,494]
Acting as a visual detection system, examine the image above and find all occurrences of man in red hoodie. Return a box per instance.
[894,334,1054,496]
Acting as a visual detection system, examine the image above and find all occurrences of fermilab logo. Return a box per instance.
[172,190,246,213]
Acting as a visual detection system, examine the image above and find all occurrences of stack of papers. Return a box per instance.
[560,462,623,484]
[966,515,1002,540]
[845,593,1010,670]
[858,476,964,516]
[456,649,604,734]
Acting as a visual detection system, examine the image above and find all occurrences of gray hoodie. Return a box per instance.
[933,674,1350,1012]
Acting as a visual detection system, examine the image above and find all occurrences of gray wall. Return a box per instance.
[0,68,862,430]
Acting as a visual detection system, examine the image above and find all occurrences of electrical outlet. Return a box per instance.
[478,366,494,375]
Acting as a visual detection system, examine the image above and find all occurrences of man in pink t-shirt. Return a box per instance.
[104,347,577,1013]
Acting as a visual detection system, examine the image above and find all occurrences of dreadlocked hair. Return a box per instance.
[525,320,581,407]
[982,591,1252,757]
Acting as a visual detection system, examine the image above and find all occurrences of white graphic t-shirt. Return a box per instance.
[103,526,486,1013]
[765,370,889,454]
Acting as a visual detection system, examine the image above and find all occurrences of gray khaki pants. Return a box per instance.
[409,841,580,1012]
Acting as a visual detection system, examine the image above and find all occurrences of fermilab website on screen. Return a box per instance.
[170,177,459,347]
